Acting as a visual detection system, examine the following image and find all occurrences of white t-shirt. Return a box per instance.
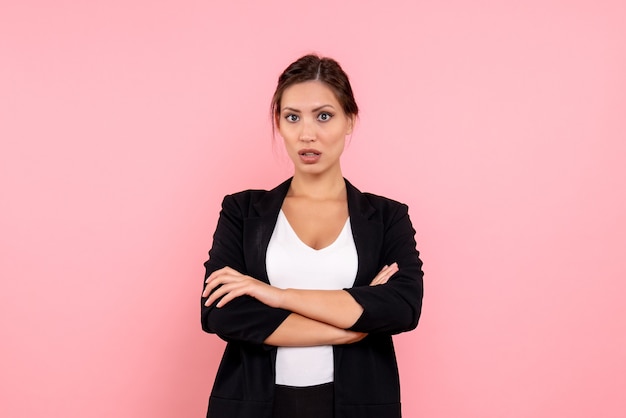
[266,210,358,386]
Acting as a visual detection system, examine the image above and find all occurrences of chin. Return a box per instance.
[299,164,340,177]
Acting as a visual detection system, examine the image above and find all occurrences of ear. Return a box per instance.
[274,113,281,129]
[346,114,356,135]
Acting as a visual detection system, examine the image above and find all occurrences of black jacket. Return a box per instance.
[201,178,424,418]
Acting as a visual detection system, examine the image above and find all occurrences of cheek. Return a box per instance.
[280,131,298,147]
[279,132,299,154]
[326,127,348,144]
[277,126,292,142]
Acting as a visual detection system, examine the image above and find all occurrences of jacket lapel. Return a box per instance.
[243,179,292,283]
[337,180,382,372]
[346,179,383,287]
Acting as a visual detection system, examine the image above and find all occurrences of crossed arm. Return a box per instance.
[202,263,399,347]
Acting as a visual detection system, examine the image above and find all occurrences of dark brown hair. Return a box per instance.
[271,54,359,130]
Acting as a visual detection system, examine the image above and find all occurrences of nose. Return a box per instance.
[299,120,316,142]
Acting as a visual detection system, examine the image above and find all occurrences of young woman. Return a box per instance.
[201,54,424,418]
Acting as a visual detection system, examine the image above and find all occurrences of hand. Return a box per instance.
[369,263,398,286]
[203,266,284,308]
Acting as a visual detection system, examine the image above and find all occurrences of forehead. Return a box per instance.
[280,81,341,110]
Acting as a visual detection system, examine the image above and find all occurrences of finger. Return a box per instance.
[205,282,235,307]
[202,280,223,298]
[370,263,398,286]
[204,272,242,296]
[204,286,221,306]
[375,264,394,280]
[204,275,237,303]
[205,267,227,284]
[379,263,399,284]
[370,272,384,285]
[370,271,387,286]
[387,262,398,275]
[370,269,385,285]
[203,275,224,295]
[205,266,242,284]
[208,281,249,307]
[206,276,253,306]
[215,286,245,308]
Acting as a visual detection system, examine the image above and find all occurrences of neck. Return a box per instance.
[289,170,346,200]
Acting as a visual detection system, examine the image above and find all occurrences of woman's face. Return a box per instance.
[277,81,355,177]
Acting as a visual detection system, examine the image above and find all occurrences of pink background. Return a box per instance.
[2,1,625,417]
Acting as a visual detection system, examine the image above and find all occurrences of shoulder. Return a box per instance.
[219,178,291,217]
[219,189,270,217]
[346,179,409,221]
[362,191,406,210]
[223,188,270,204]
[362,192,410,228]
[224,180,287,204]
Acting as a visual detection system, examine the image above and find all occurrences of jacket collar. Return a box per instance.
[251,177,376,221]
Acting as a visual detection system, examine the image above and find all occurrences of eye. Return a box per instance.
[317,112,333,122]
[285,114,299,123]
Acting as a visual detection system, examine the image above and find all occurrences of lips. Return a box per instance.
[299,148,321,156]
[298,148,321,164]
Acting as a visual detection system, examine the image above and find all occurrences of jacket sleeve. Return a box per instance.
[201,194,291,346]
[345,203,424,335]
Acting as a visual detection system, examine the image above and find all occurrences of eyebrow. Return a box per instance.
[282,105,336,113]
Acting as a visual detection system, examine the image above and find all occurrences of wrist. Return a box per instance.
[277,288,296,310]
[341,330,367,344]
[273,287,288,309]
